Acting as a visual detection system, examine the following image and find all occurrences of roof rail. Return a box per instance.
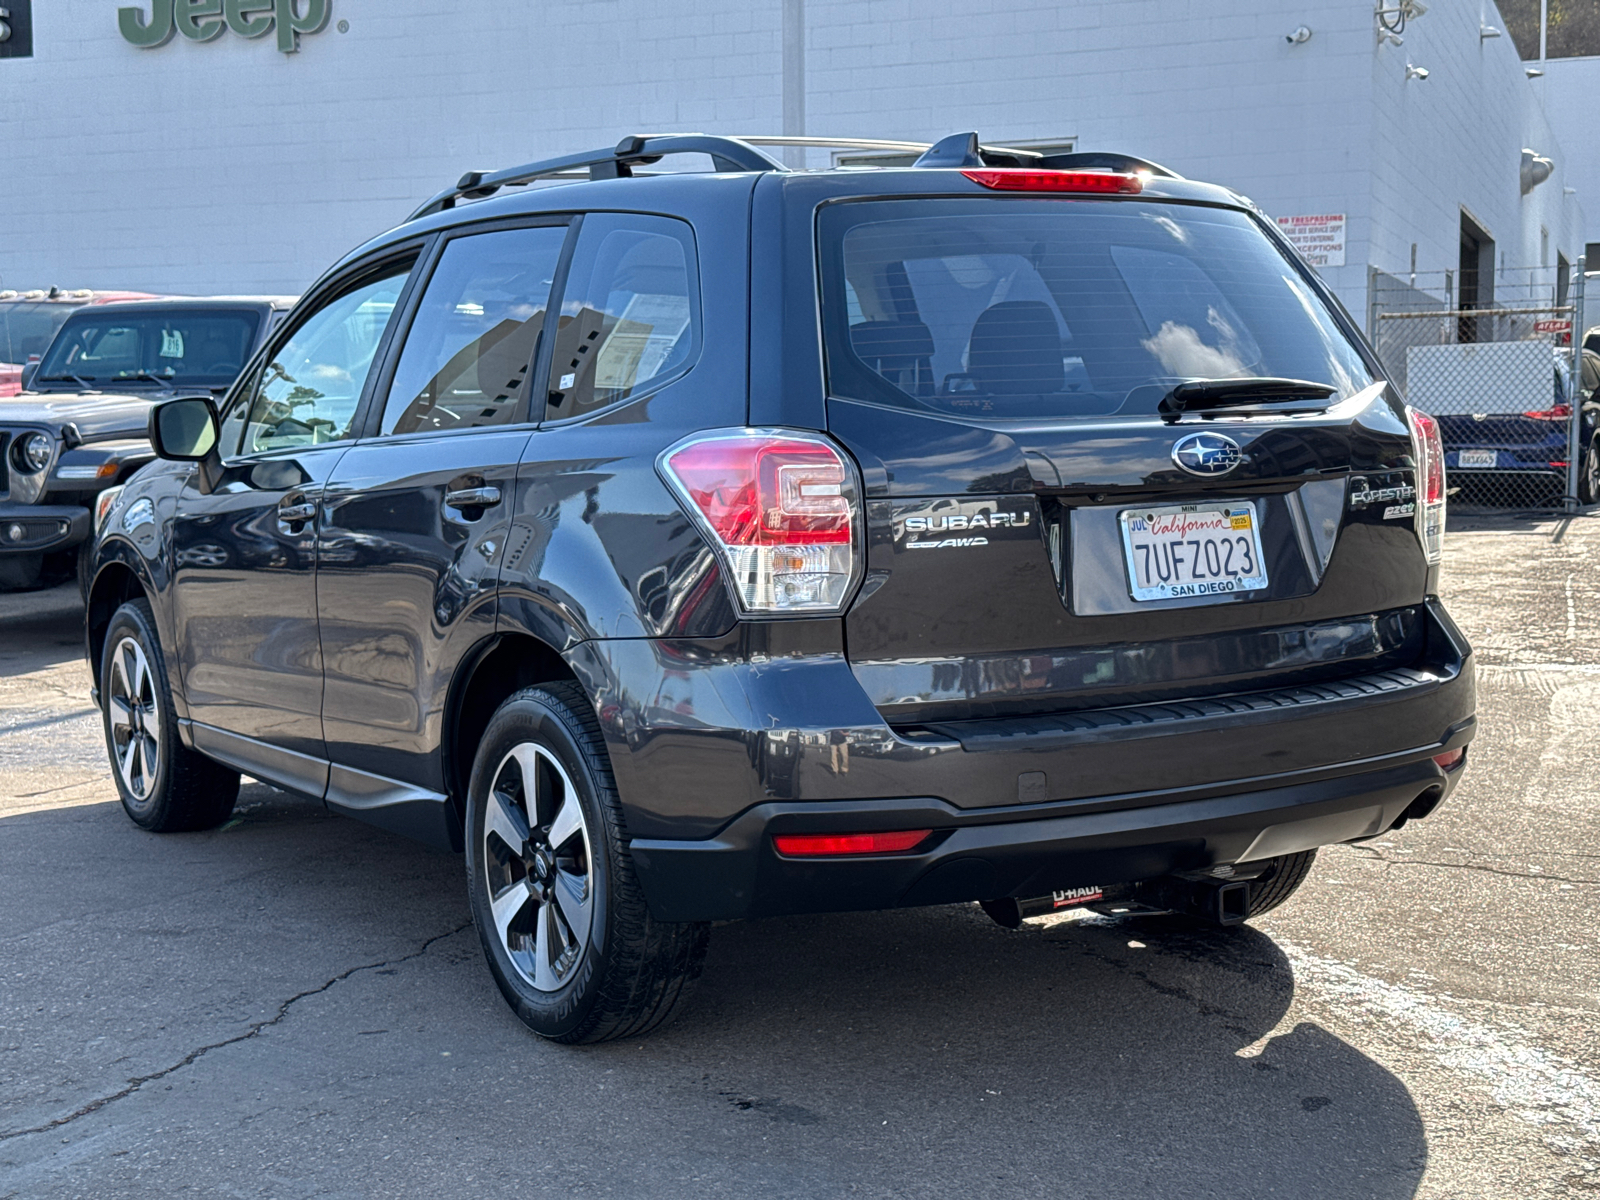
[408,134,789,221]
[408,132,1185,222]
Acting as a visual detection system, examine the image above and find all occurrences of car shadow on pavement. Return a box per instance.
[0,785,1426,1200]
[664,905,1427,1197]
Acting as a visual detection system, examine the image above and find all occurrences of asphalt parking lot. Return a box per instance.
[1,517,1597,1200]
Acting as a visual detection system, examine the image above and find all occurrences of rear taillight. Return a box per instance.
[659,429,862,615]
[1406,406,1446,566]
[1523,403,1572,422]
[960,169,1143,194]
[773,830,932,857]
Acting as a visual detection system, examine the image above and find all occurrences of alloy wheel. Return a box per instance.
[482,742,595,992]
[108,636,161,802]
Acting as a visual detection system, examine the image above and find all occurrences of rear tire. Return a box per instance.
[1246,849,1318,918]
[1579,434,1600,505]
[465,682,708,1043]
[101,598,240,831]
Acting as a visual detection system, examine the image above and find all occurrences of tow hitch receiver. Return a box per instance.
[978,875,1255,929]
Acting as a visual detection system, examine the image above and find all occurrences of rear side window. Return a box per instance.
[380,224,567,435]
[820,199,1374,420]
[544,214,699,421]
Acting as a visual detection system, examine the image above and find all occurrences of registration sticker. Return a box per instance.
[1052,887,1104,909]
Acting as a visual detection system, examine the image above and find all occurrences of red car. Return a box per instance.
[0,288,162,396]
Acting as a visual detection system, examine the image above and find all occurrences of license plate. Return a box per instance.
[1119,501,1268,603]
[1458,449,1497,468]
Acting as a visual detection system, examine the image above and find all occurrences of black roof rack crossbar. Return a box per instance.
[408,134,788,221]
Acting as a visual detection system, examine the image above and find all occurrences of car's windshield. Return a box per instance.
[36,309,260,388]
[820,199,1375,420]
[0,303,80,365]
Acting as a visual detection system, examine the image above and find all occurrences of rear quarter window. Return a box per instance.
[544,213,700,421]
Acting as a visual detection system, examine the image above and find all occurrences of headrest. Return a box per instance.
[967,300,1063,395]
[850,320,936,363]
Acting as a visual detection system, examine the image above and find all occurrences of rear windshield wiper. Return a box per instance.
[1160,377,1338,417]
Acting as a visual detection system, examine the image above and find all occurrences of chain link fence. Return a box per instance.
[1369,264,1589,512]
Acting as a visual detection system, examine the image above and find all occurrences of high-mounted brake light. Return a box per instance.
[659,429,862,614]
[961,169,1143,195]
[773,830,933,857]
[1406,406,1446,566]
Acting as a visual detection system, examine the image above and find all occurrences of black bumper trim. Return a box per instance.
[629,752,1464,922]
[917,665,1447,751]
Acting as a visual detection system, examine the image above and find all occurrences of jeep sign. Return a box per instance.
[118,0,331,54]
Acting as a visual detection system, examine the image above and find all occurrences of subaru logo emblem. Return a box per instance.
[1171,432,1245,477]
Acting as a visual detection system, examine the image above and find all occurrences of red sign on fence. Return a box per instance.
[1534,319,1573,334]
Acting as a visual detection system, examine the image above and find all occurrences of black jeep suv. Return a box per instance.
[0,296,292,590]
[86,133,1474,1043]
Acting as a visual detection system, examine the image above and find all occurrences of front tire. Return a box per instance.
[101,598,240,831]
[465,682,708,1043]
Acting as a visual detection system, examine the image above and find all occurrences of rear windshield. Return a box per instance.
[36,309,260,388]
[0,303,79,364]
[819,199,1374,420]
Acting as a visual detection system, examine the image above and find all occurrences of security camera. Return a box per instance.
[1378,28,1404,46]
[1406,63,1429,80]
[1286,26,1312,44]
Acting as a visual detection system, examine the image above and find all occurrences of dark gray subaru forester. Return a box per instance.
[85,133,1474,1042]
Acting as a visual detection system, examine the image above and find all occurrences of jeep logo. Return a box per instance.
[119,0,331,54]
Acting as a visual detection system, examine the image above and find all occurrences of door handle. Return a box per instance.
[444,486,502,511]
[277,499,317,525]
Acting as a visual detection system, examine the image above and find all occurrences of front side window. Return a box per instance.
[379,225,567,435]
[35,310,261,389]
[230,264,410,456]
[545,214,699,421]
[820,199,1375,420]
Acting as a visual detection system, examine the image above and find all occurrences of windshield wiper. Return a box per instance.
[1160,377,1338,417]
[39,373,97,390]
[114,370,177,391]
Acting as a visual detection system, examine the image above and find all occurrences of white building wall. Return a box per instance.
[1361,0,1584,292]
[1536,56,1600,257]
[0,0,1585,313]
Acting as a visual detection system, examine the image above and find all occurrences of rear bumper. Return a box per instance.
[0,503,90,554]
[630,750,1469,921]
[586,599,1475,922]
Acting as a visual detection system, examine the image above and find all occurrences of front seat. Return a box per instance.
[967,300,1064,395]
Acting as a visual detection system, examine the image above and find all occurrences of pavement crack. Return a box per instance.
[1344,845,1597,886]
[0,921,471,1144]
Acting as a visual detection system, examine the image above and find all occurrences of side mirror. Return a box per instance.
[148,397,220,462]
[20,363,37,391]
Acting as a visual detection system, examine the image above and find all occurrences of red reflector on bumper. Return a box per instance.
[773,830,932,857]
[1432,748,1466,771]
